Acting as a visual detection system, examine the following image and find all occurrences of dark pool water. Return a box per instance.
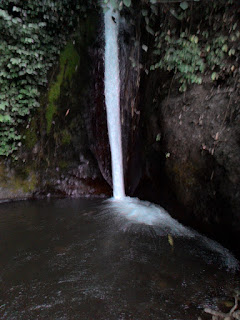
[0,198,239,320]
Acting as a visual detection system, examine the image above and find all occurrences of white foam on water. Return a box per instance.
[104,2,125,199]
[106,196,192,236]
[103,197,239,271]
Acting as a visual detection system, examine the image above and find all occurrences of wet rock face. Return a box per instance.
[161,84,240,227]
[35,163,111,199]
[139,79,240,250]
[119,13,142,195]
[87,38,112,188]
[0,162,37,202]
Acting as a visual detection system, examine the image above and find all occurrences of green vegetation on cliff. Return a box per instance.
[0,162,37,195]
[0,0,92,156]
[0,0,238,157]
[149,0,239,91]
[46,42,80,134]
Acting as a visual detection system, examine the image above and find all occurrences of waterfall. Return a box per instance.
[104,2,125,199]
[102,2,238,271]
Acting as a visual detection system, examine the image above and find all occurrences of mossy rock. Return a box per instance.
[24,118,38,150]
[46,42,80,134]
[0,162,37,199]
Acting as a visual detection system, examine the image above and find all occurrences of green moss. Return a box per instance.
[0,162,37,195]
[26,172,37,192]
[0,163,7,185]
[46,100,57,135]
[59,160,68,170]
[61,129,71,145]
[13,172,37,193]
[46,42,80,134]
[24,119,38,149]
[60,42,80,80]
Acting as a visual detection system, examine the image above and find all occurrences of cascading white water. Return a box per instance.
[104,2,125,199]
[102,2,239,271]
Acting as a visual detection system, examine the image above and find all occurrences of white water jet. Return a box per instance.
[104,2,125,199]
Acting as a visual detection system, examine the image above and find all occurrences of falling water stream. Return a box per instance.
[104,2,125,199]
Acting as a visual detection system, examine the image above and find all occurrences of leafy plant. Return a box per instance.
[151,33,205,91]
[0,0,91,156]
[147,0,239,91]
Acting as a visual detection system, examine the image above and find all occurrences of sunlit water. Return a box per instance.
[0,198,239,320]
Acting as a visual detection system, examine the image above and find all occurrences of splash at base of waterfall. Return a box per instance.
[103,197,239,272]
[106,197,191,234]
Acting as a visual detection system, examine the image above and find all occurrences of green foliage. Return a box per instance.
[151,33,204,92]
[179,2,188,11]
[205,36,227,69]
[61,129,72,145]
[148,0,239,91]
[0,0,90,156]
